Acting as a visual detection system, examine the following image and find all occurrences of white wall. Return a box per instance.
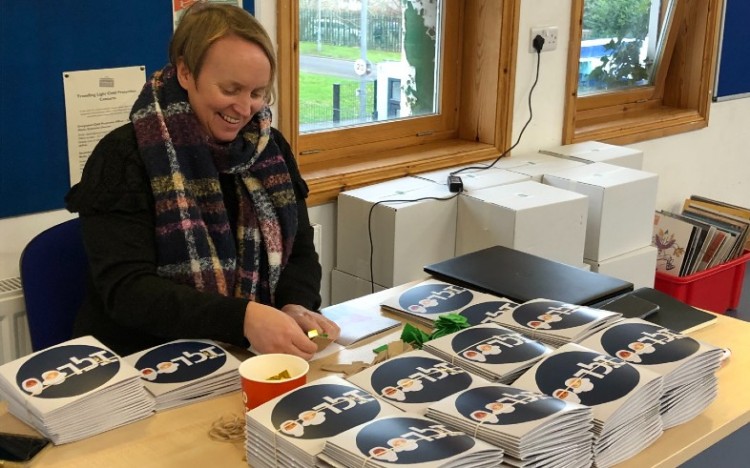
[2,0,748,303]
[511,0,749,212]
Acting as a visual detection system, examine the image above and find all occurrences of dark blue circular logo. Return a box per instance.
[370,356,473,404]
[133,340,227,384]
[271,384,382,439]
[513,300,609,331]
[535,350,639,406]
[454,385,567,425]
[450,326,548,365]
[16,345,120,399]
[599,322,700,365]
[460,300,518,326]
[355,417,475,464]
[398,283,473,315]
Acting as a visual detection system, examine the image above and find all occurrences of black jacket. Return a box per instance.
[65,123,321,355]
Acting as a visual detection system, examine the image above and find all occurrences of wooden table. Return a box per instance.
[2,284,749,468]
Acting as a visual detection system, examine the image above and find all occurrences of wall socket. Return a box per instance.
[530,26,558,53]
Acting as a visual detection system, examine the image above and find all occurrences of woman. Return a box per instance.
[65,3,339,359]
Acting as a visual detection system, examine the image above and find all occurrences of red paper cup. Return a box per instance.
[239,353,309,411]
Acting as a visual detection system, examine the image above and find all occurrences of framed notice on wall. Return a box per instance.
[63,66,146,186]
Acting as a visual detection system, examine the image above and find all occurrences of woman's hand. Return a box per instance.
[243,302,318,360]
[281,304,341,342]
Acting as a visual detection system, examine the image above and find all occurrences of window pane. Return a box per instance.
[298,0,442,134]
[578,0,664,96]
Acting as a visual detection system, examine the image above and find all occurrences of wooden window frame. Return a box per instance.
[277,0,521,205]
[563,0,724,146]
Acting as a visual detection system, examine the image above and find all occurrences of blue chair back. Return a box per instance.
[19,218,88,351]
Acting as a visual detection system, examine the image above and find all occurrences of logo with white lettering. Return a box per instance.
[459,300,518,326]
[455,385,566,425]
[16,345,120,398]
[370,356,471,404]
[599,322,698,364]
[513,300,608,330]
[450,326,548,364]
[357,417,474,464]
[271,384,380,439]
[535,351,638,405]
[399,284,473,315]
[133,341,227,384]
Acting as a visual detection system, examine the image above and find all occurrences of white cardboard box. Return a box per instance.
[415,166,530,192]
[584,245,657,289]
[330,269,388,305]
[336,177,457,287]
[543,162,658,261]
[480,152,561,170]
[456,180,588,266]
[505,157,586,182]
[540,141,644,170]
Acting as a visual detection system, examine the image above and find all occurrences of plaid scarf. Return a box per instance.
[129,65,297,304]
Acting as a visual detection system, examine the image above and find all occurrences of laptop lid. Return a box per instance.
[424,245,633,306]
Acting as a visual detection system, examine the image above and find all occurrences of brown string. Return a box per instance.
[208,413,245,442]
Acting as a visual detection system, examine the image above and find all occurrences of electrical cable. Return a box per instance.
[451,45,543,177]
[360,43,544,294]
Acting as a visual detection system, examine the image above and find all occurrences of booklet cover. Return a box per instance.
[426,383,594,466]
[512,342,664,467]
[245,375,403,467]
[122,339,241,411]
[422,323,553,384]
[380,278,518,327]
[0,336,154,444]
[489,298,622,347]
[577,318,724,428]
[346,349,490,414]
[320,414,505,467]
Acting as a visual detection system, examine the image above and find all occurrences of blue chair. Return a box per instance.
[19,218,88,351]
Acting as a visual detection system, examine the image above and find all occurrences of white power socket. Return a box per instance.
[530,26,558,53]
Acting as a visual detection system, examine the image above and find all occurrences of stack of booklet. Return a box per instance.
[489,298,622,347]
[380,278,519,327]
[244,376,403,468]
[577,318,725,428]
[425,383,594,467]
[422,323,553,383]
[513,342,664,467]
[319,414,505,467]
[122,339,241,411]
[346,349,491,414]
[0,336,154,444]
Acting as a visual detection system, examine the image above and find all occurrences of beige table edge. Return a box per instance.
[2,283,749,468]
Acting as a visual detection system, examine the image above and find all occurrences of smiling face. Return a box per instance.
[176,34,271,143]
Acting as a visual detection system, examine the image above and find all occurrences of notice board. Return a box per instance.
[714,0,750,102]
[0,1,254,219]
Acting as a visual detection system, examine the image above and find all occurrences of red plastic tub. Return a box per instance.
[654,250,750,314]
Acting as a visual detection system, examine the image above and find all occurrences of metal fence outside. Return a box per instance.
[299,8,402,52]
[300,81,377,132]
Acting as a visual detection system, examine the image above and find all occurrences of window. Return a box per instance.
[298,1,441,132]
[563,0,724,145]
[277,0,521,205]
[578,0,671,96]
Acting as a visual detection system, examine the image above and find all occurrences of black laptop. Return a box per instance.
[424,245,633,306]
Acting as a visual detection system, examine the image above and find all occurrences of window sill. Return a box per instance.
[572,107,708,146]
[299,139,499,206]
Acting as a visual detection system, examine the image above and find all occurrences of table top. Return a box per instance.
[2,284,749,468]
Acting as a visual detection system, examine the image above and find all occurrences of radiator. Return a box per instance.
[0,277,32,364]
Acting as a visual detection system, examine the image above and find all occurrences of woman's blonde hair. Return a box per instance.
[170,2,276,103]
